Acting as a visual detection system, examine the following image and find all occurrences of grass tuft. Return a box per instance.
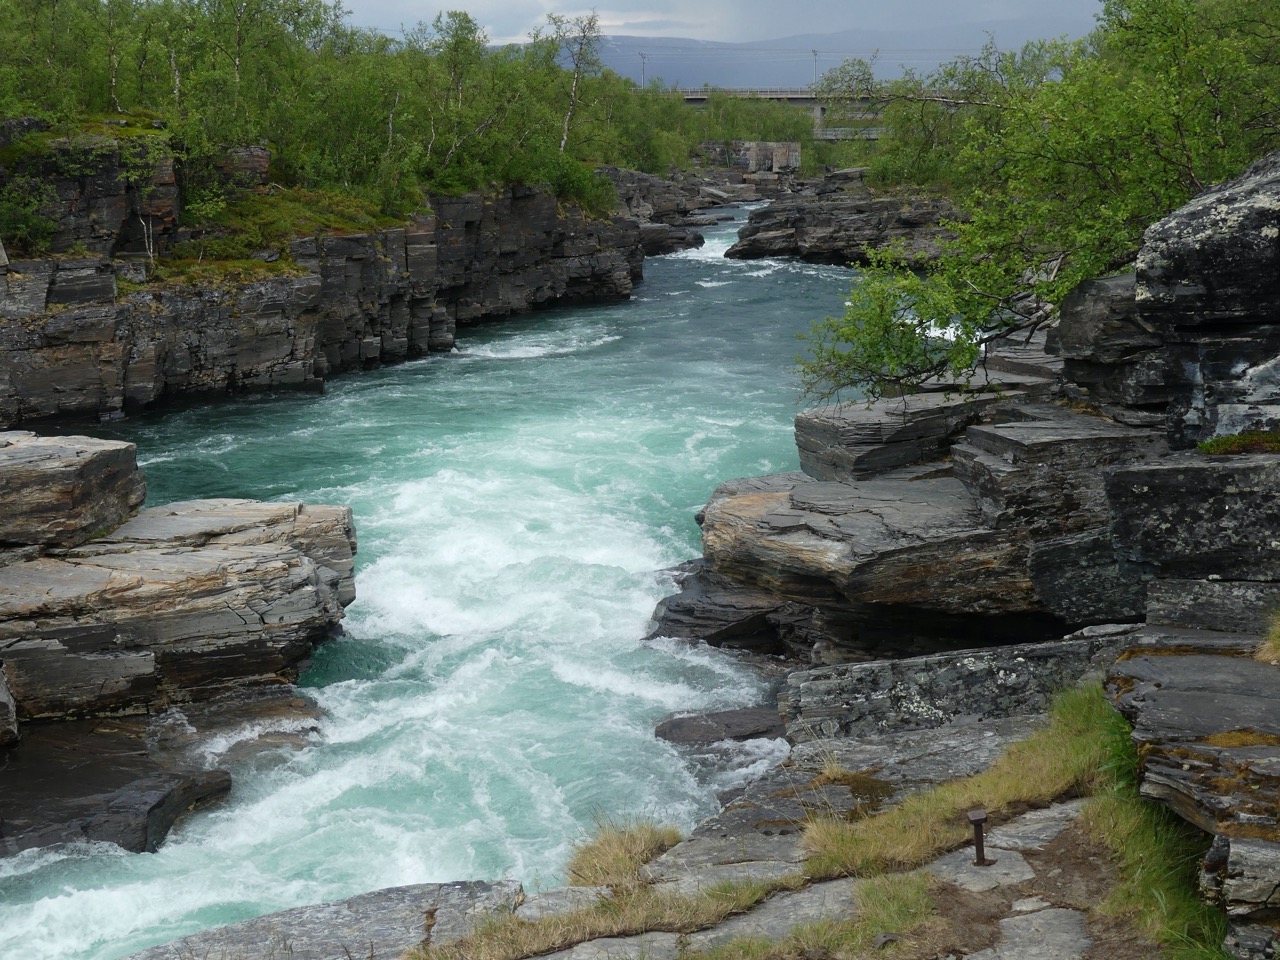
[1256,615,1280,665]
[803,684,1118,878]
[564,817,683,889]
[1080,705,1229,960]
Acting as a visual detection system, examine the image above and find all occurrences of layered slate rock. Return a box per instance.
[122,880,523,960]
[1108,453,1280,633]
[1048,273,1168,421]
[0,431,146,548]
[952,403,1167,535]
[0,497,356,719]
[0,666,16,748]
[1136,151,1280,447]
[0,182,643,428]
[1107,643,1280,957]
[780,629,1136,743]
[724,187,957,265]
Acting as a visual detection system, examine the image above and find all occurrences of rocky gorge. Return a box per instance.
[1,142,1278,960]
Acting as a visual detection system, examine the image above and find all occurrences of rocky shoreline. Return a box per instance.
[3,152,1279,959]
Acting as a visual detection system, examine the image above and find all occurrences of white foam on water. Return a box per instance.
[4,210,860,960]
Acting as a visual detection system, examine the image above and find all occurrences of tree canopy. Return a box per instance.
[798,0,1280,401]
[0,2,830,237]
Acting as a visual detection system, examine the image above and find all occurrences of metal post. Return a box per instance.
[969,807,994,867]
[639,52,647,86]
[812,49,819,86]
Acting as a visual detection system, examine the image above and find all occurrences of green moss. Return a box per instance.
[150,257,303,289]
[1197,430,1280,454]
[172,187,405,263]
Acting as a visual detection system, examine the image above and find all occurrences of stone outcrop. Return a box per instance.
[650,149,1280,959]
[1108,639,1280,956]
[0,431,146,550]
[1137,152,1280,447]
[780,629,1136,743]
[0,432,356,730]
[2,158,643,427]
[724,173,957,265]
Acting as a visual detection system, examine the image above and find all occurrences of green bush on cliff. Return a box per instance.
[799,0,1280,401]
[0,175,57,255]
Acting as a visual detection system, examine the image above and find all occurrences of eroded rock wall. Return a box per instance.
[1,182,642,427]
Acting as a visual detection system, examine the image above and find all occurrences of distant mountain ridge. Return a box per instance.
[601,16,1098,88]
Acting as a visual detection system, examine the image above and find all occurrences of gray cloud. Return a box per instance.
[343,0,1103,43]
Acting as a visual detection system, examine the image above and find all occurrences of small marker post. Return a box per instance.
[968,807,994,867]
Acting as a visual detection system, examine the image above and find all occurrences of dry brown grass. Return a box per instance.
[803,685,1117,878]
[564,818,682,889]
[412,878,803,960]
[1255,616,1280,665]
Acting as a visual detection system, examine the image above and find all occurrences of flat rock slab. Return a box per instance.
[986,801,1084,851]
[516,886,611,921]
[539,931,679,960]
[965,907,1091,960]
[684,878,858,951]
[926,847,1036,893]
[123,880,523,960]
[655,708,784,745]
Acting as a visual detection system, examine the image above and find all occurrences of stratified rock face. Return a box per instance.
[0,495,356,721]
[1108,645,1280,957]
[724,188,956,265]
[1137,152,1280,446]
[1048,273,1169,419]
[0,431,146,547]
[0,183,642,427]
[0,664,16,747]
[781,628,1133,742]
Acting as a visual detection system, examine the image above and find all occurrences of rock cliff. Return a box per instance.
[653,151,1280,957]
[724,169,958,265]
[1,141,644,427]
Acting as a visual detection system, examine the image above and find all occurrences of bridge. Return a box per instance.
[677,88,879,139]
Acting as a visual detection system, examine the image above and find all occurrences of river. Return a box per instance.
[0,213,855,960]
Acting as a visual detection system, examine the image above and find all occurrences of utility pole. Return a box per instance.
[812,49,819,86]
[639,51,647,86]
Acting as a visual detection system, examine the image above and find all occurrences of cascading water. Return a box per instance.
[0,213,856,960]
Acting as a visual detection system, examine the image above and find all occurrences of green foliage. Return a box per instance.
[799,0,1280,401]
[171,187,401,260]
[0,174,57,254]
[1197,430,1280,454]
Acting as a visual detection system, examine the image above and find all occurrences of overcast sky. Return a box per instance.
[340,0,1104,45]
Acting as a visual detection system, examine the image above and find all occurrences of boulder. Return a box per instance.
[0,431,146,549]
[1137,151,1280,446]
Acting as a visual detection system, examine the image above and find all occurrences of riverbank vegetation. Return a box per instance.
[0,1,826,256]
[799,0,1280,400]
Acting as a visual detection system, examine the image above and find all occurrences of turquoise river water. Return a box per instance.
[0,214,855,960]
